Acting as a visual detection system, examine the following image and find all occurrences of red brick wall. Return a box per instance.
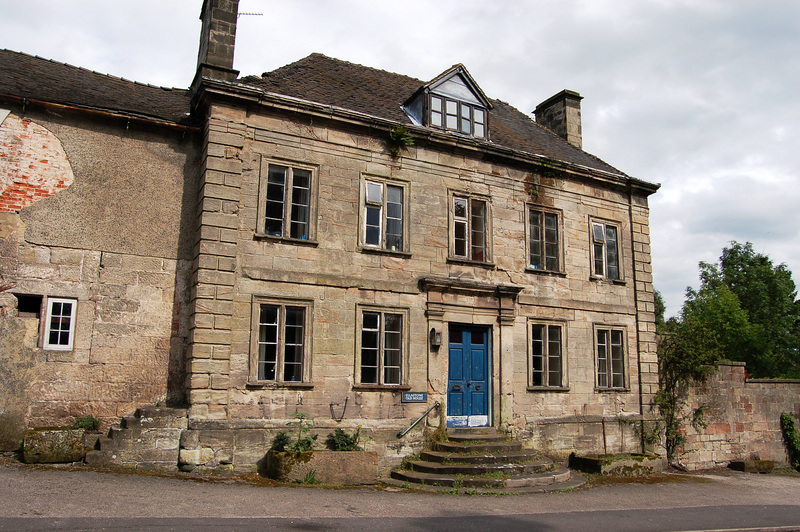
[0,113,74,212]
[677,362,800,470]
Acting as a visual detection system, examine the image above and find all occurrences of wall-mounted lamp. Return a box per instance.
[429,327,442,349]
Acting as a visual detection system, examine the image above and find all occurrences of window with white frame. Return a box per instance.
[251,298,311,383]
[530,322,564,388]
[358,310,405,386]
[362,179,406,252]
[429,95,486,139]
[43,297,77,350]
[596,327,625,389]
[259,163,315,240]
[528,208,560,271]
[591,221,620,280]
[452,195,489,262]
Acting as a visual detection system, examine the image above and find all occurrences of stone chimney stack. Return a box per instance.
[534,90,583,150]
[195,0,240,85]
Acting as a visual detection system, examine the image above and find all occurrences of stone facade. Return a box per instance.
[677,362,800,470]
[0,102,199,449]
[0,0,662,474]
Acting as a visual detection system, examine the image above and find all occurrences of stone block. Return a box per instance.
[23,428,87,464]
[265,450,378,485]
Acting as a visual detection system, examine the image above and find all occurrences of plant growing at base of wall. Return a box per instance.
[655,314,722,462]
[270,412,318,452]
[72,415,101,432]
[325,427,362,451]
[780,412,800,470]
[386,125,414,158]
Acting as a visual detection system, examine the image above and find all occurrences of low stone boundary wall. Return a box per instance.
[677,362,800,470]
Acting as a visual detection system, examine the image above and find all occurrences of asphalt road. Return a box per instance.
[1,460,798,531]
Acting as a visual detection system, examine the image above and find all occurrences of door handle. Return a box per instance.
[451,385,462,391]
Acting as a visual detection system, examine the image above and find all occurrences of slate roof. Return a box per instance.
[242,53,625,176]
[0,49,194,126]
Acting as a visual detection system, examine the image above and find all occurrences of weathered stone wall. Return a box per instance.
[0,105,198,449]
[184,100,657,470]
[677,362,800,470]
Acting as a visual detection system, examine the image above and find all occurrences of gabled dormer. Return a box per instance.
[404,64,492,140]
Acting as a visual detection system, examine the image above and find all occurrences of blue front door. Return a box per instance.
[447,325,490,427]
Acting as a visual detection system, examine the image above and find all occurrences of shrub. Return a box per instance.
[72,415,101,431]
[325,427,362,451]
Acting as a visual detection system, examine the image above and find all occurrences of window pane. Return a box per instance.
[258,305,279,381]
[366,181,383,204]
[446,114,458,130]
[606,226,619,280]
[548,326,562,387]
[385,185,403,251]
[365,205,381,246]
[544,213,559,271]
[290,169,311,239]
[611,329,624,387]
[454,221,467,256]
[594,243,605,276]
[431,111,442,127]
[430,96,442,112]
[592,223,605,242]
[461,117,471,134]
[529,210,542,268]
[531,325,544,386]
[361,311,380,384]
[470,200,486,261]
[446,100,458,115]
[597,330,608,388]
[473,108,484,124]
[453,198,467,219]
[473,123,484,138]
[265,166,286,236]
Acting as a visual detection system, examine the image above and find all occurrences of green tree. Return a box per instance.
[656,314,722,461]
[690,242,800,378]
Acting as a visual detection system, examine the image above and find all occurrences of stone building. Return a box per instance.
[0,0,660,472]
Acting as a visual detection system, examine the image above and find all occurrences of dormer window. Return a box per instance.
[404,64,492,141]
[430,96,486,138]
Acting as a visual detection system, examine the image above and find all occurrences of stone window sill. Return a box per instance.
[254,233,319,246]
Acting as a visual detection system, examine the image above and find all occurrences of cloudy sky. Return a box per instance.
[2,1,798,315]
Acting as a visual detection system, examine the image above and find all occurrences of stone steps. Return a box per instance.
[84,406,187,471]
[386,428,585,493]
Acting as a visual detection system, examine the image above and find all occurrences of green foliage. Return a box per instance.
[270,431,291,452]
[387,125,414,157]
[689,242,800,378]
[325,427,362,451]
[654,289,666,329]
[656,314,723,461]
[72,415,101,431]
[302,470,318,484]
[286,412,317,452]
[271,413,317,452]
[780,413,800,470]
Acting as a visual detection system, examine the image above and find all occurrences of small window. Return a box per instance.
[428,94,486,139]
[591,221,620,280]
[596,327,625,389]
[15,294,42,318]
[529,208,560,271]
[361,179,406,252]
[358,309,405,386]
[452,195,489,262]
[251,298,312,384]
[530,323,565,388]
[258,162,317,241]
[43,297,77,351]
